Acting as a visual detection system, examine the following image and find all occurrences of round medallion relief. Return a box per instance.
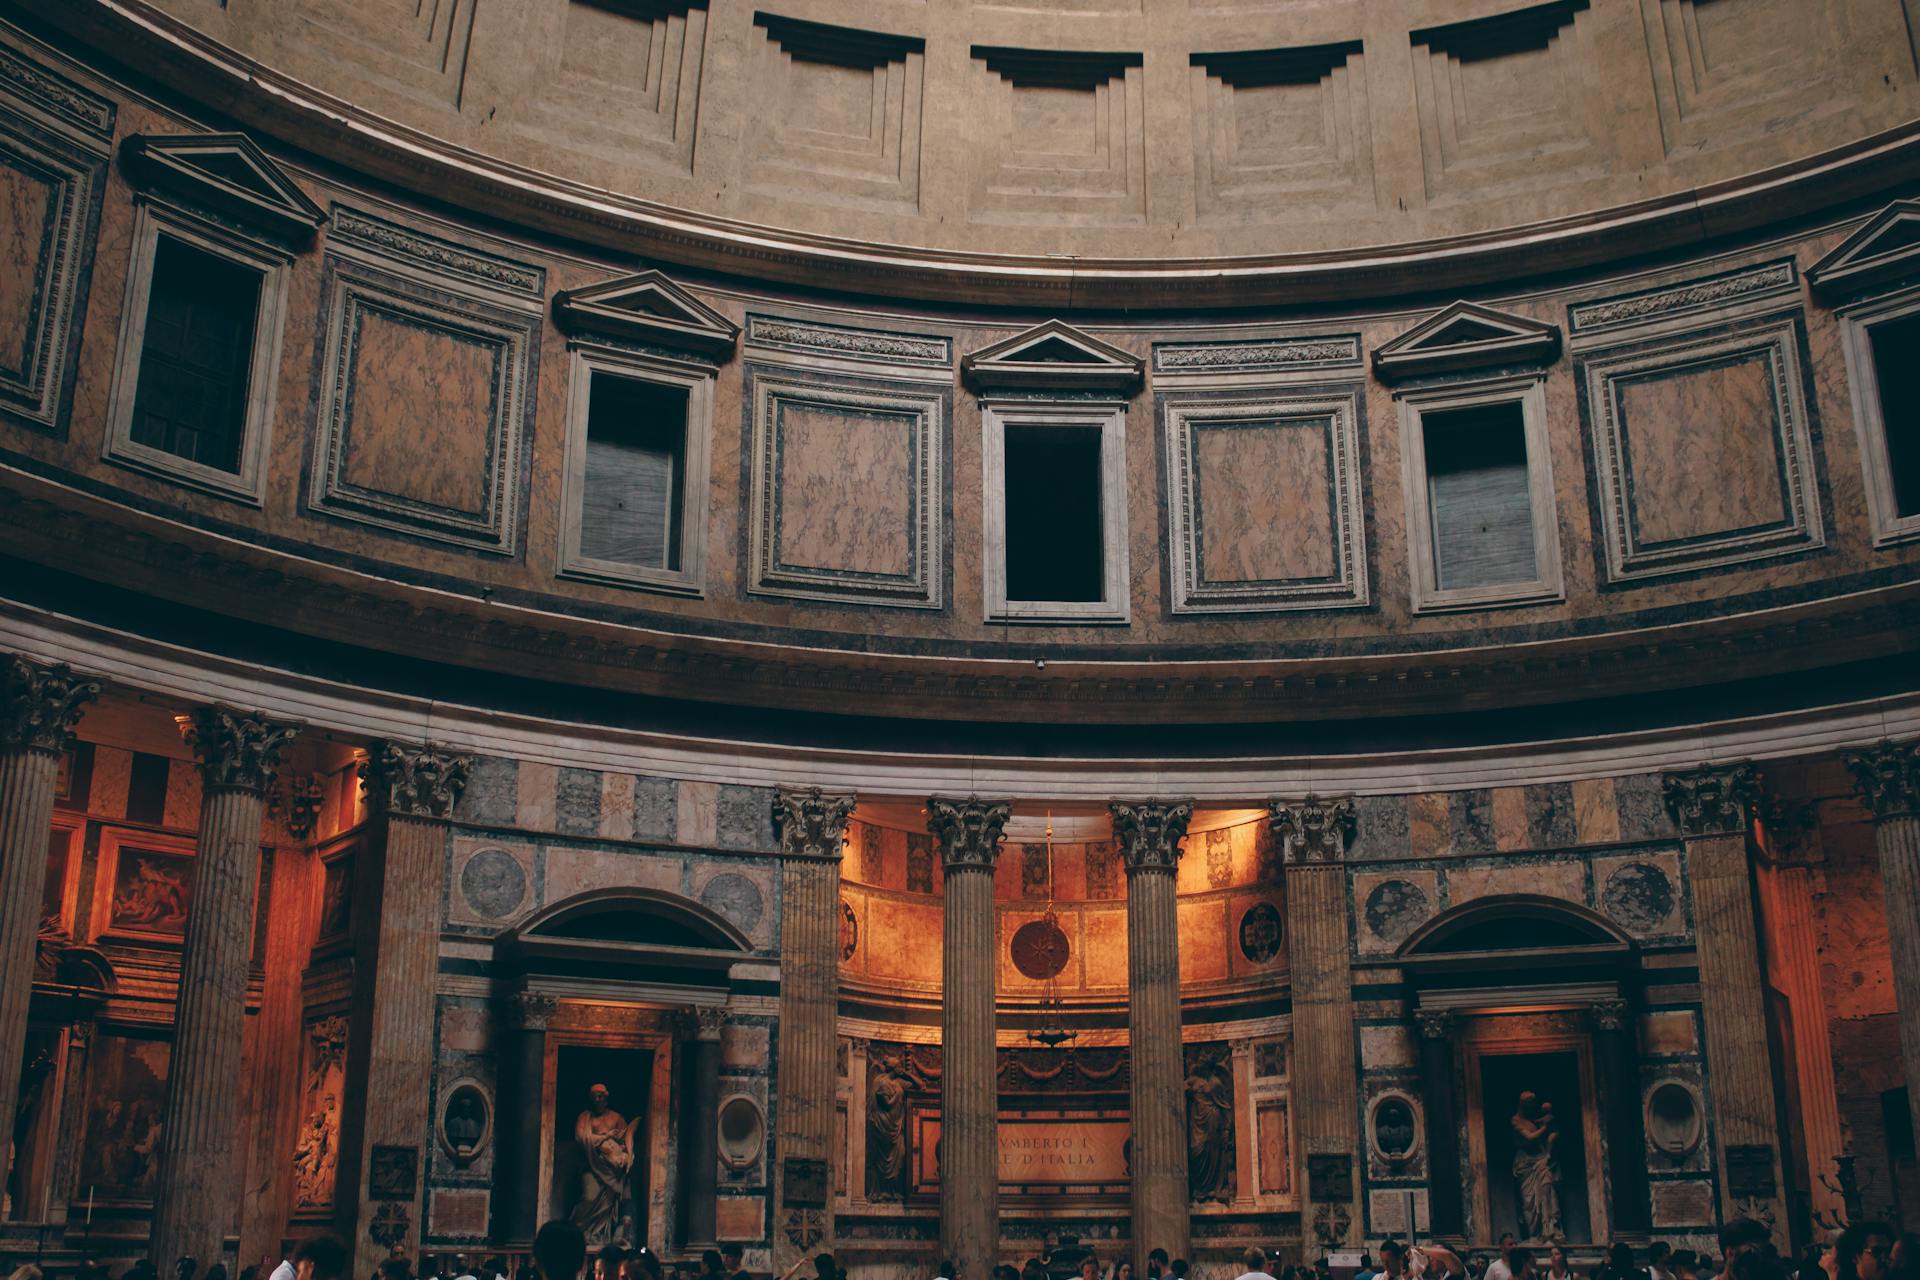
[458,849,527,920]
[1602,861,1676,932]
[1363,879,1431,946]
[1239,901,1283,965]
[701,872,765,935]
[1011,917,1071,980]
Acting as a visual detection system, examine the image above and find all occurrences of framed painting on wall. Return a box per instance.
[92,828,195,943]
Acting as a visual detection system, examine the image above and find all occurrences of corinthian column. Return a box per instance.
[1663,763,1785,1238]
[1110,801,1194,1268]
[1847,740,1920,1161]
[929,795,1010,1280]
[336,741,472,1276]
[772,786,856,1267]
[150,707,301,1268]
[0,656,96,1200]
[1270,795,1359,1251]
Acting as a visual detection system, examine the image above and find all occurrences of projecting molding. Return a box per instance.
[120,132,324,243]
[1371,300,1561,381]
[962,319,1143,392]
[553,270,740,358]
[1809,200,1920,302]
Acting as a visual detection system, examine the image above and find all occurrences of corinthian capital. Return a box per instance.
[1,655,98,756]
[361,740,473,820]
[1846,740,1920,822]
[1662,763,1760,838]
[1110,801,1194,874]
[773,786,857,861]
[1268,795,1357,864]
[180,706,301,794]
[927,795,1011,872]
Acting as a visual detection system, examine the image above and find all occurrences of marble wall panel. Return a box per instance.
[716,1195,764,1242]
[723,1022,769,1070]
[1642,1010,1698,1056]
[0,62,110,435]
[1650,1178,1716,1227]
[746,367,944,607]
[1445,856,1585,905]
[678,780,719,847]
[554,767,603,837]
[545,845,683,904]
[1617,353,1786,545]
[517,761,559,833]
[597,772,634,841]
[338,308,496,514]
[634,775,678,842]
[1082,906,1128,989]
[455,756,518,827]
[716,783,776,851]
[427,1186,491,1238]
[162,758,201,831]
[864,895,943,987]
[1572,777,1620,844]
[1178,896,1231,982]
[1361,1024,1416,1071]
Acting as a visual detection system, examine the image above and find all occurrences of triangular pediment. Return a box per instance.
[963,319,1143,391]
[121,133,325,243]
[1371,300,1561,381]
[1810,200,1920,302]
[553,270,740,358]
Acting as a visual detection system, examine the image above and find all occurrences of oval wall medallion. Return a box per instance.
[719,1093,766,1173]
[1368,1091,1422,1167]
[1239,901,1283,965]
[437,1079,493,1166]
[1645,1080,1703,1161]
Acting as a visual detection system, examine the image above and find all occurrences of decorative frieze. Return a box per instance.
[1152,334,1362,375]
[0,43,114,141]
[361,741,474,820]
[773,787,857,861]
[746,315,952,370]
[0,656,97,755]
[1661,763,1761,837]
[327,206,545,301]
[1569,260,1799,338]
[1109,801,1194,873]
[1846,739,1920,821]
[927,796,1011,870]
[1269,795,1358,863]
[178,707,300,794]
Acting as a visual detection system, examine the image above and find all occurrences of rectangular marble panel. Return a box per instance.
[1614,773,1678,842]
[1082,907,1128,988]
[1195,416,1335,582]
[1256,1100,1291,1195]
[455,756,519,827]
[339,307,498,515]
[1572,777,1619,844]
[545,845,682,904]
[598,772,634,841]
[0,160,51,373]
[1178,897,1231,982]
[555,767,603,837]
[1616,353,1787,545]
[162,758,202,832]
[1348,795,1411,860]
[1446,857,1584,905]
[517,762,558,833]
[90,746,131,820]
[678,781,720,848]
[633,775,677,842]
[1524,782,1579,848]
[776,403,912,577]
[716,784,775,852]
[865,896,943,985]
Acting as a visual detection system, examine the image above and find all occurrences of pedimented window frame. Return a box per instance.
[102,196,294,506]
[982,397,1131,625]
[1396,372,1564,614]
[557,339,715,597]
[1831,287,1920,547]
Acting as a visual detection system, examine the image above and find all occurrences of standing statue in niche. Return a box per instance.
[572,1084,639,1246]
[865,1048,916,1201]
[1185,1051,1236,1202]
[1511,1091,1564,1242]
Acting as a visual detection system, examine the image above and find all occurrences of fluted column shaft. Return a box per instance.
[0,657,95,1201]
[152,708,300,1268]
[1272,796,1359,1251]
[1664,764,1785,1237]
[1113,802,1193,1268]
[773,787,856,1267]
[930,796,1010,1280]
[1848,741,1920,1162]
[337,742,471,1277]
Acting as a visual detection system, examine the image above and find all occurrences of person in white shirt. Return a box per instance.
[1235,1249,1278,1280]
[1485,1237,1518,1280]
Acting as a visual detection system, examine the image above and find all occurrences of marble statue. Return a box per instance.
[1185,1053,1236,1202]
[865,1050,912,1200]
[1511,1091,1563,1242]
[571,1083,639,1246]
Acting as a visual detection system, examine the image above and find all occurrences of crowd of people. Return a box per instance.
[6,1219,1920,1280]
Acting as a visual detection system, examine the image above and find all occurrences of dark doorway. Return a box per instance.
[1480,1050,1592,1243]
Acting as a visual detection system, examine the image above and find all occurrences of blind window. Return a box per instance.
[1004,424,1103,603]
[1870,310,1920,519]
[1423,401,1537,591]
[128,235,260,474]
[579,372,689,571]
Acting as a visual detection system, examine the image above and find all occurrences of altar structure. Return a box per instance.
[1,1,1920,1277]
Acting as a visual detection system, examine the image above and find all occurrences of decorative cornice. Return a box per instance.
[361,740,473,820]
[553,269,740,357]
[1809,199,1920,302]
[1,655,98,756]
[773,786,857,861]
[927,796,1011,871]
[1846,739,1920,821]
[1109,801,1194,874]
[179,706,300,794]
[121,132,325,244]
[1268,795,1357,864]
[1371,299,1561,381]
[1662,763,1762,837]
[962,319,1144,393]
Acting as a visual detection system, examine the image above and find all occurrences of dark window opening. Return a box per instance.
[1004,424,1103,603]
[579,372,688,571]
[1869,311,1920,518]
[128,235,261,474]
[1423,401,1537,591]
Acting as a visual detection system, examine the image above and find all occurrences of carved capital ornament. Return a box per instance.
[362,740,474,820]
[508,991,559,1031]
[180,706,301,794]
[1413,1008,1454,1041]
[773,786,857,861]
[1662,763,1761,837]
[927,795,1011,871]
[1846,740,1920,821]
[1269,795,1358,864]
[1110,800,1194,873]
[1,655,98,756]
[1589,997,1631,1033]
